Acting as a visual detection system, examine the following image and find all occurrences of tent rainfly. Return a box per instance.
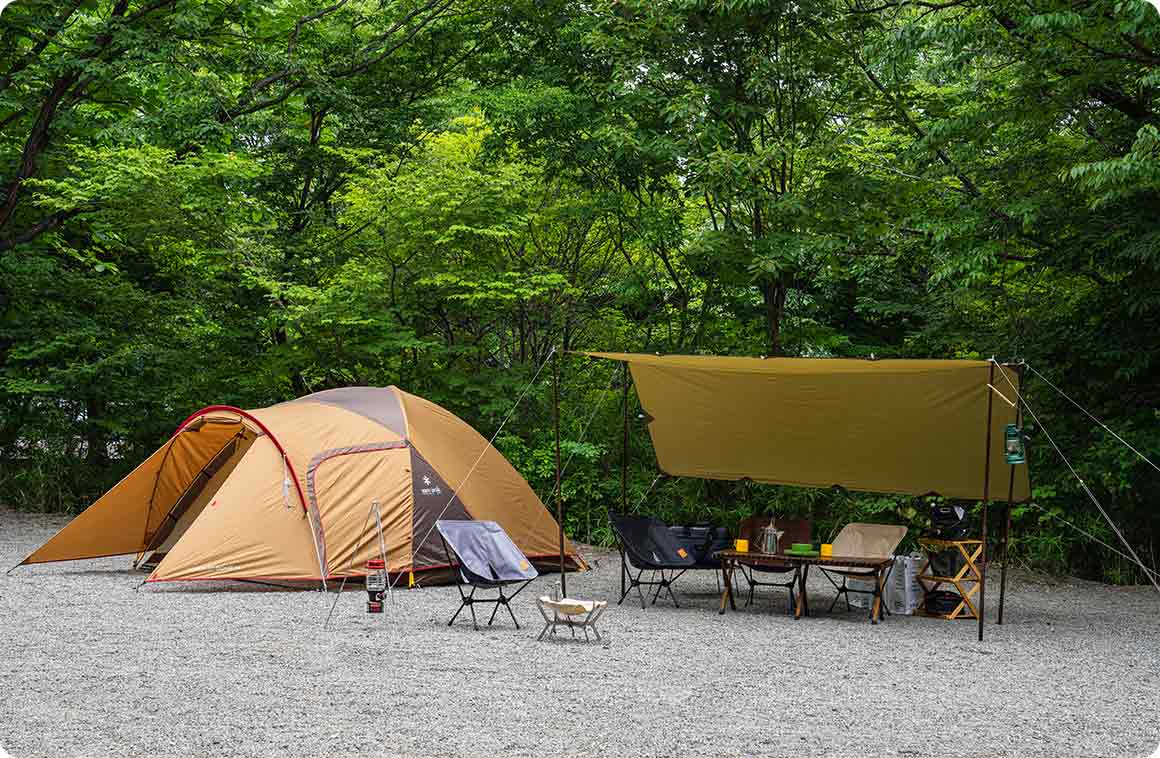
[586,352,1030,639]
[19,386,583,584]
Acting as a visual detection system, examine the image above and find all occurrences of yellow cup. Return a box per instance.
[820,543,833,558]
[735,539,749,553]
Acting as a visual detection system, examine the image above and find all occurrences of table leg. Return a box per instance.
[792,565,803,620]
[718,559,735,615]
[871,567,886,624]
[794,564,810,619]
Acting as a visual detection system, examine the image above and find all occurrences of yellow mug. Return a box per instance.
[820,543,833,558]
[735,539,749,553]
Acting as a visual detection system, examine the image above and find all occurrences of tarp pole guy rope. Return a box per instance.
[993,362,1160,594]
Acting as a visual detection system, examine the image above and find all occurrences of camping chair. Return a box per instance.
[536,596,609,642]
[436,520,538,630]
[668,524,732,591]
[818,523,908,621]
[609,513,696,608]
[737,516,811,612]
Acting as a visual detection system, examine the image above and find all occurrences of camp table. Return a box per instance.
[716,550,895,624]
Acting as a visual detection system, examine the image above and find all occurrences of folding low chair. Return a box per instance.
[436,520,538,630]
[737,516,811,612]
[818,523,907,621]
[537,596,608,642]
[609,513,696,608]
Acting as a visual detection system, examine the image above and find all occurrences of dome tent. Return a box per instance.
[19,387,583,584]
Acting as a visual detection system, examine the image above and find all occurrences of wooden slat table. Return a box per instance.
[716,550,895,624]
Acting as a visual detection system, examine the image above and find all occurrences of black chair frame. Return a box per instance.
[820,565,895,622]
[618,546,689,609]
[738,564,796,614]
[439,534,534,630]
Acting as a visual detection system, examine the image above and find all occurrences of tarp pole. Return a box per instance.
[620,361,629,601]
[621,361,629,513]
[554,349,565,598]
[979,361,996,642]
[998,363,1024,624]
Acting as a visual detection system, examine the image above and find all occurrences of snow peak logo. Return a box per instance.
[419,474,443,497]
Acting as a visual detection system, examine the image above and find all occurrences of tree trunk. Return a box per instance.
[762,277,787,356]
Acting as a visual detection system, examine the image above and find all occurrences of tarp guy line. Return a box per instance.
[994,362,1160,594]
[538,362,619,504]
[1026,501,1160,581]
[1025,363,1160,476]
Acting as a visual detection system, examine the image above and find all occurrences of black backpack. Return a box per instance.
[927,504,969,539]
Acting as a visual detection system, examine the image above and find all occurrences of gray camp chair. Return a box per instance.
[818,523,907,620]
[436,520,538,630]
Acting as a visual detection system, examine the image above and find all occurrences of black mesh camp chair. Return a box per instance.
[610,513,696,608]
[668,524,732,591]
[436,520,538,630]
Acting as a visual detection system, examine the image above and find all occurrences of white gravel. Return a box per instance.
[1,507,1157,758]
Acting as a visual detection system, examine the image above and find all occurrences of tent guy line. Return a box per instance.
[407,346,558,572]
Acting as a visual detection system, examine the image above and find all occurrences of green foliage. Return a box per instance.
[2,0,1158,583]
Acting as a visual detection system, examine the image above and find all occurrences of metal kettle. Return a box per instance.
[759,522,781,553]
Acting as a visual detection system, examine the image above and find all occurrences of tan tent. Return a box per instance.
[20,387,583,584]
[587,352,1030,501]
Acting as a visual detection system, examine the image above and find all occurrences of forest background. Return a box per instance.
[2,0,1159,583]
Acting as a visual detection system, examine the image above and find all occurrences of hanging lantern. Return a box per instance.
[1004,423,1026,465]
[366,558,387,613]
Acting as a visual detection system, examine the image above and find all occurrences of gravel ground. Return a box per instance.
[1,507,1157,758]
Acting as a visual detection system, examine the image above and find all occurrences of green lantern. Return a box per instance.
[1004,423,1026,465]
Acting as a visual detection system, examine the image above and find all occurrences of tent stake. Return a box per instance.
[979,361,996,642]
[998,363,1024,624]
[553,349,565,598]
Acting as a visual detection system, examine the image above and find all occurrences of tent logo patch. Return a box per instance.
[419,474,442,496]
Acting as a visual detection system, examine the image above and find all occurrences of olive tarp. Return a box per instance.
[586,352,1030,502]
[19,386,583,584]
